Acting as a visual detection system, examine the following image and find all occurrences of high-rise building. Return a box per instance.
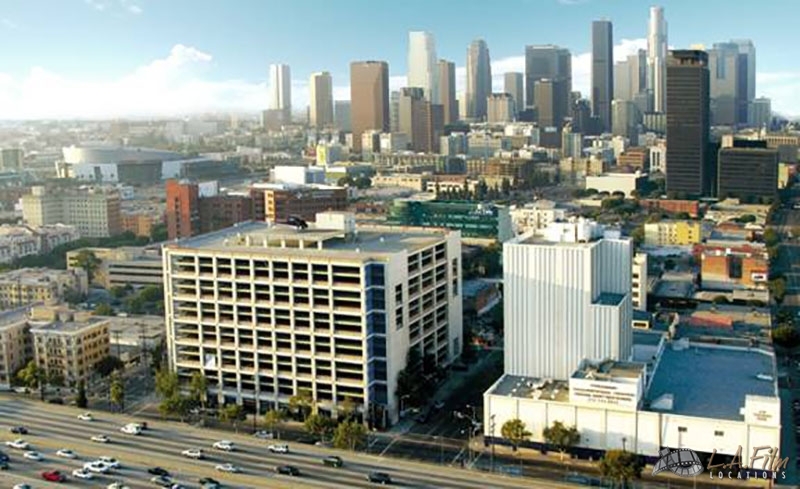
[269,64,292,124]
[503,219,633,381]
[166,180,199,240]
[612,99,638,142]
[408,31,438,103]
[614,50,647,104]
[309,72,334,129]
[166,180,255,240]
[732,39,756,122]
[749,97,771,129]
[334,101,351,132]
[350,61,390,152]
[591,20,614,132]
[163,213,463,425]
[647,6,668,112]
[503,72,524,116]
[438,60,458,125]
[390,90,401,133]
[398,88,443,153]
[707,43,744,126]
[466,39,492,120]
[534,79,568,129]
[524,45,571,112]
[717,140,778,200]
[666,50,711,197]
[487,93,514,124]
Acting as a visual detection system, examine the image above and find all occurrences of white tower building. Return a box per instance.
[407,31,439,103]
[647,6,668,113]
[269,63,292,122]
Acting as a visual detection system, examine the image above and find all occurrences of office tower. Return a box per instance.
[570,98,593,134]
[503,72,524,116]
[525,45,571,109]
[733,40,756,108]
[534,79,567,128]
[487,93,514,123]
[390,90,401,133]
[163,213,463,425]
[614,50,647,103]
[309,72,334,129]
[408,31,438,102]
[749,97,771,128]
[334,101,351,132]
[269,64,292,123]
[612,99,638,142]
[666,50,710,197]
[350,61,390,152]
[647,6,668,112]
[591,20,614,132]
[707,43,744,126]
[717,140,778,200]
[466,39,492,120]
[398,87,443,153]
[503,219,633,380]
[562,125,583,160]
[438,60,458,125]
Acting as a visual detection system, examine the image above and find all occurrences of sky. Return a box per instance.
[0,0,799,119]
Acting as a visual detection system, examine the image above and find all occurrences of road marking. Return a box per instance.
[379,435,399,457]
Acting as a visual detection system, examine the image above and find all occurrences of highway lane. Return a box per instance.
[0,396,578,489]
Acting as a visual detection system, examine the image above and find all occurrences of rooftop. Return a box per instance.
[646,343,776,420]
[594,293,625,306]
[0,268,79,286]
[572,359,645,381]
[0,306,33,330]
[490,375,570,403]
[29,316,108,334]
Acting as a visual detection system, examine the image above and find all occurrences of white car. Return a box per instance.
[78,412,93,421]
[5,438,28,449]
[212,440,235,451]
[215,463,240,473]
[107,483,130,489]
[73,468,94,479]
[253,430,274,439]
[13,485,32,489]
[91,434,111,443]
[268,443,289,453]
[120,424,141,435]
[84,461,111,473]
[98,456,120,468]
[56,448,77,458]
[181,448,203,459]
[23,450,42,461]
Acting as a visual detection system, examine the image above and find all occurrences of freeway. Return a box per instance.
[0,396,577,489]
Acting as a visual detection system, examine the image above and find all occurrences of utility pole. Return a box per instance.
[489,414,496,474]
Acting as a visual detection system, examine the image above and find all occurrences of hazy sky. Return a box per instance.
[0,0,798,119]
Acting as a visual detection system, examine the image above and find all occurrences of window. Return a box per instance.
[677,427,687,433]
[714,430,724,437]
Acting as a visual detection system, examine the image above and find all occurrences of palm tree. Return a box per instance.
[17,360,46,401]
[110,374,125,412]
[264,409,288,438]
[188,372,208,410]
[220,404,245,433]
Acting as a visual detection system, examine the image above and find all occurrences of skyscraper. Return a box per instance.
[647,6,668,112]
[269,63,292,123]
[334,101,351,132]
[591,20,614,132]
[487,93,514,123]
[524,45,571,126]
[408,31,439,103]
[535,79,568,129]
[666,50,710,197]
[309,71,333,129]
[732,39,756,125]
[350,61,389,152]
[438,60,457,125]
[614,50,647,103]
[503,72,524,116]
[707,43,743,126]
[466,39,491,120]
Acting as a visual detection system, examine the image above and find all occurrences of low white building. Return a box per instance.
[508,201,568,236]
[585,171,648,197]
[272,165,326,185]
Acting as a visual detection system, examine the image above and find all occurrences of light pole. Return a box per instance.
[399,395,411,418]
[622,437,627,452]
[489,414,496,474]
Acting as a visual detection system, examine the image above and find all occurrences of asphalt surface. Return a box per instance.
[0,395,578,489]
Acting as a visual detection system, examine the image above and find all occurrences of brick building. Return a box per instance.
[166,180,254,240]
[640,199,701,218]
[696,241,768,291]
[251,184,348,223]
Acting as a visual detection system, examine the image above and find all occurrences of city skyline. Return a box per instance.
[0,0,798,119]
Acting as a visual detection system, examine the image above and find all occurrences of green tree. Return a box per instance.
[332,420,367,451]
[770,277,787,304]
[74,249,101,282]
[93,303,115,316]
[188,372,208,410]
[338,396,359,422]
[110,374,125,412]
[599,449,643,487]
[94,355,125,377]
[395,348,428,409]
[773,325,800,348]
[155,368,179,399]
[159,394,191,421]
[139,285,163,303]
[264,409,288,437]
[288,388,314,421]
[17,360,46,401]
[354,176,372,189]
[220,404,245,433]
[76,380,88,409]
[501,418,532,453]
[630,226,644,247]
[712,295,729,305]
[542,421,581,462]
[763,228,780,247]
[304,413,337,440]
[110,285,132,299]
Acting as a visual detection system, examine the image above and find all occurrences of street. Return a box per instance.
[0,395,577,489]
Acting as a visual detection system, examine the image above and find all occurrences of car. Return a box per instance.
[84,461,111,473]
[169,485,186,489]
[92,434,111,443]
[199,477,221,489]
[268,443,289,453]
[121,424,142,435]
[57,448,77,458]
[72,468,94,479]
[78,412,94,421]
[107,483,131,489]
[0,450,10,462]
[367,472,393,484]
[150,475,174,487]
[253,430,274,439]
[213,440,235,451]
[5,438,28,449]
[13,484,31,489]
[47,398,64,404]
[322,455,343,468]
[148,467,171,477]
[98,456,120,468]
[0,461,8,470]
[42,470,67,482]
[24,451,42,461]
[275,465,300,476]
[215,463,240,473]
[182,448,204,459]
[9,426,27,435]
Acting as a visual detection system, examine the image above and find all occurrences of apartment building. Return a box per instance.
[29,307,110,387]
[0,268,88,310]
[0,307,32,389]
[632,252,648,311]
[162,212,462,426]
[0,224,80,264]
[67,246,163,289]
[21,186,122,238]
[253,184,348,223]
[643,220,703,246]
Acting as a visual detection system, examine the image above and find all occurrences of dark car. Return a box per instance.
[322,455,343,468]
[47,398,64,405]
[0,460,8,470]
[367,472,392,484]
[10,426,27,435]
[275,465,300,476]
[148,467,171,477]
[0,450,9,462]
[199,477,221,489]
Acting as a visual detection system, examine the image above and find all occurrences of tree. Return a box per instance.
[338,396,359,422]
[332,420,367,451]
[501,418,532,452]
[159,394,191,421]
[599,449,643,487]
[354,176,372,189]
[395,348,428,409]
[188,372,208,410]
[93,303,115,316]
[76,380,88,409]
[110,374,125,412]
[288,388,314,421]
[712,295,729,305]
[139,285,163,303]
[264,409,287,437]
[155,368,179,399]
[94,355,125,378]
[110,285,132,299]
[17,360,46,401]
[763,228,780,247]
[542,421,581,462]
[773,325,800,348]
[770,277,787,304]
[304,413,337,440]
[220,404,245,433]
[74,249,101,282]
